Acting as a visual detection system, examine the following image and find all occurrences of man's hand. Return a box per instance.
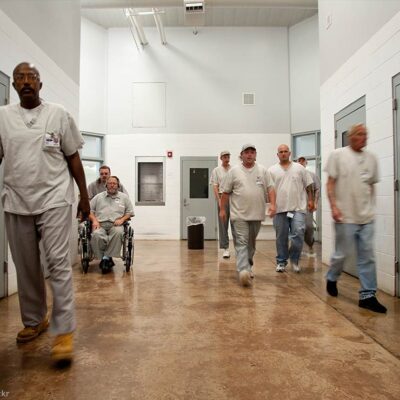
[92,219,100,230]
[307,199,314,212]
[78,197,90,221]
[268,204,276,218]
[331,205,343,223]
[114,218,124,226]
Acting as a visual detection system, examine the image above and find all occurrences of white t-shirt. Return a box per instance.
[268,162,313,214]
[0,101,84,215]
[210,165,231,193]
[220,163,274,221]
[324,146,378,224]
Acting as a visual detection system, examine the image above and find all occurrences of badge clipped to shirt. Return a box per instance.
[287,212,294,219]
[256,176,263,186]
[44,132,60,148]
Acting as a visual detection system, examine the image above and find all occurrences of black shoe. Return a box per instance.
[359,297,387,313]
[327,280,338,297]
[109,258,115,268]
[101,259,110,274]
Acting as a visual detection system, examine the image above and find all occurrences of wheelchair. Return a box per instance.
[78,220,134,274]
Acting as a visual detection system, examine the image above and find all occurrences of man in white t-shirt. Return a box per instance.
[268,145,314,273]
[0,62,90,362]
[297,156,321,257]
[210,150,231,259]
[325,124,386,313]
[220,144,276,286]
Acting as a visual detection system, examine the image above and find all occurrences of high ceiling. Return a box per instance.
[81,0,318,28]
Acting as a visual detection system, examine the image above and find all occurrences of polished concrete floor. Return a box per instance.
[1,240,400,400]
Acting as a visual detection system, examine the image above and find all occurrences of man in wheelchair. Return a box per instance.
[89,176,134,274]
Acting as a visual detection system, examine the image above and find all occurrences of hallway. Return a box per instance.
[0,240,399,400]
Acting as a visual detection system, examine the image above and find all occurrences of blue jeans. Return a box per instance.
[326,222,377,300]
[231,220,261,273]
[273,212,306,265]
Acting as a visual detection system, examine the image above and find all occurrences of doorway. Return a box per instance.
[180,157,218,240]
[0,71,9,299]
[292,131,321,241]
[334,96,366,278]
[393,73,400,297]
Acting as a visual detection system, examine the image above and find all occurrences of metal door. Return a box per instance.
[0,71,9,299]
[334,96,366,278]
[393,73,400,297]
[181,157,217,240]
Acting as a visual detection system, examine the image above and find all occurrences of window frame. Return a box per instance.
[135,156,166,206]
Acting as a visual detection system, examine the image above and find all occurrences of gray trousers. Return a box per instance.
[91,221,124,259]
[5,206,75,335]
[217,202,231,249]
[304,211,314,248]
[231,220,261,273]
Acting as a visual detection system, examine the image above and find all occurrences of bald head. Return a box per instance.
[277,144,291,164]
[13,62,40,78]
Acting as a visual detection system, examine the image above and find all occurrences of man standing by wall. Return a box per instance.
[220,144,276,286]
[268,145,314,273]
[325,124,386,313]
[297,156,321,257]
[210,151,232,259]
[0,62,90,362]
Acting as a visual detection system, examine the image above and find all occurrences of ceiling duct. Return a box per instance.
[183,0,205,26]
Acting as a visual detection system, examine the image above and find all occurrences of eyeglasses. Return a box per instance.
[14,73,39,83]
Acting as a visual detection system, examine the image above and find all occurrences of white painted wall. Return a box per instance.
[107,133,289,240]
[289,14,320,133]
[100,26,292,239]
[80,18,108,134]
[107,27,291,135]
[319,0,400,83]
[0,10,81,295]
[320,10,400,295]
[0,0,81,83]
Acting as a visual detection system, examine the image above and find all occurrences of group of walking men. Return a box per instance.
[211,130,386,314]
[0,62,386,367]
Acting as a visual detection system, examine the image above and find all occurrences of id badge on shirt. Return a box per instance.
[256,176,263,186]
[44,132,60,148]
[287,212,294,219]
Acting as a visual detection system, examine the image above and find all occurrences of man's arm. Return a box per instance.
[267,187,276,218]
[114,213,132,226]
[213,185,220,203]
[326,176,342,222]
[66,151,90,220]
[219,192,230,223]
[88,212,100,230]
[306,184,314,212]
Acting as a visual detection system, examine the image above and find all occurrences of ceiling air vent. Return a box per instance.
[243,93,255,106]
[184,1,204,13]
[184,0,205,26]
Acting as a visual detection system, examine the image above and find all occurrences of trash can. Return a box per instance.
[186,216,206,249]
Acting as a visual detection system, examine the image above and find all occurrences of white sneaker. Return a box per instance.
[276,264,286,273]
[222,249,230,259]
[239,270,252,287]
[291,261,301,273]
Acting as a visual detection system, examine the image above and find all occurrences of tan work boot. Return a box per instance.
[16,317,49,343]
[52,333,73,362]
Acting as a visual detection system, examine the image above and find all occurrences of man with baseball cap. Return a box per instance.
[220,144,276,286]
[210,150,232,258]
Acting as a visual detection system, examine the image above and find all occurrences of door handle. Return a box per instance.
[183,198,189,207]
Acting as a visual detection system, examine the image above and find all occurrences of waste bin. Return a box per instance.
[186,216,206,249]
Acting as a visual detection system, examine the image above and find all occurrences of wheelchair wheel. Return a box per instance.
[82,259,89,274]
[125,226,134,272]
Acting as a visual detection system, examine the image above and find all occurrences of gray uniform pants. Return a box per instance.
[231,220,261,273]
[5,206,75,335]
[91,221,124,260]
[304,211,314,248]
[217,202,231,249]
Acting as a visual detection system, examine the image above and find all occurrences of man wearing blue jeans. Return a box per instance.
[325,124,386,313]
[220,144,276,287]
[268,145,314,273]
